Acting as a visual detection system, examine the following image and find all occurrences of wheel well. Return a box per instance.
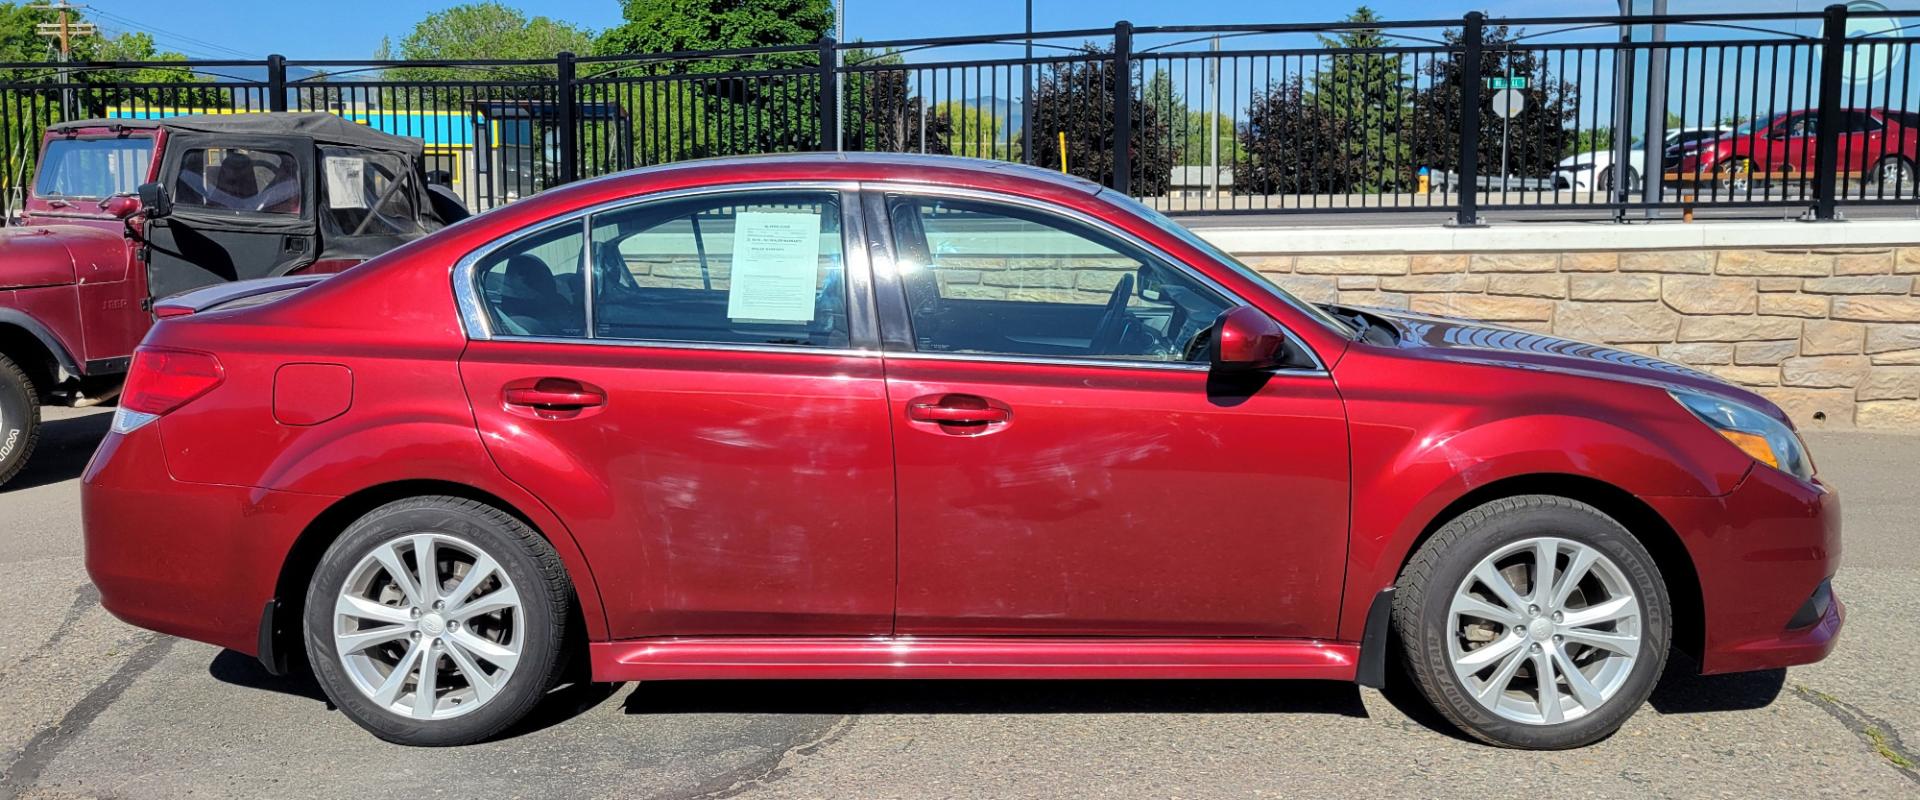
[1405,474,1705,664]
[0,323,58,398]
[266,479,589,675]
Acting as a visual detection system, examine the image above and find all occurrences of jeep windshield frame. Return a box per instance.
[33,135,155,200]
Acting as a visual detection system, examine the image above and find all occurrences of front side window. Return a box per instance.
[477,223,586,337]
[588,191,849,349]
[886,195,1231,363]
[35,137,153,199]
[173,147,302,214]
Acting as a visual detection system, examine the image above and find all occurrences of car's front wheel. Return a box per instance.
[303,496,573,746]
[1393,495,1670,749]
[0,352,41,489]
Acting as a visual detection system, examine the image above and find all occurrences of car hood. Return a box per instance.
[1355,306,1782,416]
[0,226,82,290]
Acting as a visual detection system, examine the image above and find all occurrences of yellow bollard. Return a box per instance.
[1058,132,1067,173]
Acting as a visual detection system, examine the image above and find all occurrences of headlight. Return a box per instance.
[1669,389,1813,481]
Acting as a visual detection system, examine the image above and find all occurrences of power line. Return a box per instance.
[83,5,264,59]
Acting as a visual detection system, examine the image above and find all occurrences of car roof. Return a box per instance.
[575,152,1108,196]
[48,112,422,154]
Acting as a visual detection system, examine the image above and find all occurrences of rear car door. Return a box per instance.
[145,135,317,299]
[457,185,897,639]
[869,189,1351,639]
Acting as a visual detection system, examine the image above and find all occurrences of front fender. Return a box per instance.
[1336,410,1750,641]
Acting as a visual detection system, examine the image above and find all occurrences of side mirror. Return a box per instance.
[100,194,141,219]
[1211,306,1289,372]
[136,182,171,218]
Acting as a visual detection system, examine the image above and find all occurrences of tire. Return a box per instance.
[303,496,573,746]
[0,352,41,489]
[1871,156,1917,195]
[1392,495,1671,749]
[1599,166,1639,193]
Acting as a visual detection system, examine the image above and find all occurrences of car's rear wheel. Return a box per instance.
[303,496,573,746]
[1393,495,1670,749]
[0,352,41,489]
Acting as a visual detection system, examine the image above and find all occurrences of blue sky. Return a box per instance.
[75,0,1868,61]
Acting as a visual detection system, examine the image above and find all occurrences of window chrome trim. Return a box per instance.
[860,181,1330,375]
[451,333,878,359]
[453,181,865,344]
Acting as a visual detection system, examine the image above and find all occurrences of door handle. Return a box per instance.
[908,403,1009,424]
[504,380,605,410]
[905,394,1012,435]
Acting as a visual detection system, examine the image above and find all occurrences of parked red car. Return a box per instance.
[1669,107,1919,192]
[82,154,1841,749]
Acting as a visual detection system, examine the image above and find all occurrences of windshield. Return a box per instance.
[34,137,153,199]
[1097,189,1357,337]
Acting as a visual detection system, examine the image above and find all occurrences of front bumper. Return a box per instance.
[81,425,335,655]
[1647,464,1843,675]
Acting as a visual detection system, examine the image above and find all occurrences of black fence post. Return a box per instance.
[556,51,578,185]
[1809,3,1848,221]
[267,54,287,112]
[818,36,839,151]
[1454,12,1485,227]
[1112,21,1133,195]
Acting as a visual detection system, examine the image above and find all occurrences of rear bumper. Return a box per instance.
[1647,465,1843,675]
[81,425,335,655]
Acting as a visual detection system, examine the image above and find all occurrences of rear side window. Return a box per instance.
[319,147,423,237]
[477,223,586,337]
[173,147,302,214]
[586,191,849,349]
[34,137,153,198]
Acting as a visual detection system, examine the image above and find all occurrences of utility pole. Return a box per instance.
[1022,0,1032,164]
[834,0,845,150]
[31,1,96,120]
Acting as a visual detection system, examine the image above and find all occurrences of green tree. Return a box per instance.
[841,48,952,156]
[938,101,1006,159]
[597,0,830,69]
[1405,23,1580,185]
[1029,46,1172,195]
[378,2,594,83]
[1306,7,1410,192]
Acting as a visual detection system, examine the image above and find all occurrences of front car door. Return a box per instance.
[456,184,897,639]
[144,133,318,299]
[868,188,1351,639]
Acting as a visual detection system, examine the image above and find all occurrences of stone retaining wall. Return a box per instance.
[1239,246,1920,430]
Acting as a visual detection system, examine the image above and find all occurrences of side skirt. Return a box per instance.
[590,637,1360,682]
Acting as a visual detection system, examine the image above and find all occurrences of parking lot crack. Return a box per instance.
[1793,684,1920,784]
[0,634,173,800]
[0,584,99,687]
[671,714,857,800]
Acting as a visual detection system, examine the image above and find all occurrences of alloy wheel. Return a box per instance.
[332,532,524,720]
[1446,536,1642,726]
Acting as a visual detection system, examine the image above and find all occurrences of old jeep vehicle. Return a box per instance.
[0,112,461,487]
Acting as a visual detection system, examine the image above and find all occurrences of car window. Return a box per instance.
[319,147,423,237]
[1840,110,1882,133]
[587,191,849,349]
[34,137,152,198]
[477,223,586,338]
[886,195,1231,363]
[173,147,302,214]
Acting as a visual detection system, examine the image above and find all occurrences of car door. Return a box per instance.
[144,136,318,299]
[457,186,897,639]
[868,189,1350,639]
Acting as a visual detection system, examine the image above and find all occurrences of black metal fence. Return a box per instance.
[3,4,1917,224]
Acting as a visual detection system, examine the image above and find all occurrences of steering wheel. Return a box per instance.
[1087,273,1135,355]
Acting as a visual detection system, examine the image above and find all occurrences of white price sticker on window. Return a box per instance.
[726,211,821,322]
[324,156,366,209]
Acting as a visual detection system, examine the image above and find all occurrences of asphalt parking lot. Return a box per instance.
[1,407,1915,799]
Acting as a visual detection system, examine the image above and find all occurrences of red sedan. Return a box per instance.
[82,154,1841,749]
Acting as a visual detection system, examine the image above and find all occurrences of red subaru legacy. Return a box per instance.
[83,154,1840,749]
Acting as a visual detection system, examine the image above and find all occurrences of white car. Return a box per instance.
[1555,126,1730,191]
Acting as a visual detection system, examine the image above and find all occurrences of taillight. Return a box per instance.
[111,348,224,434]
